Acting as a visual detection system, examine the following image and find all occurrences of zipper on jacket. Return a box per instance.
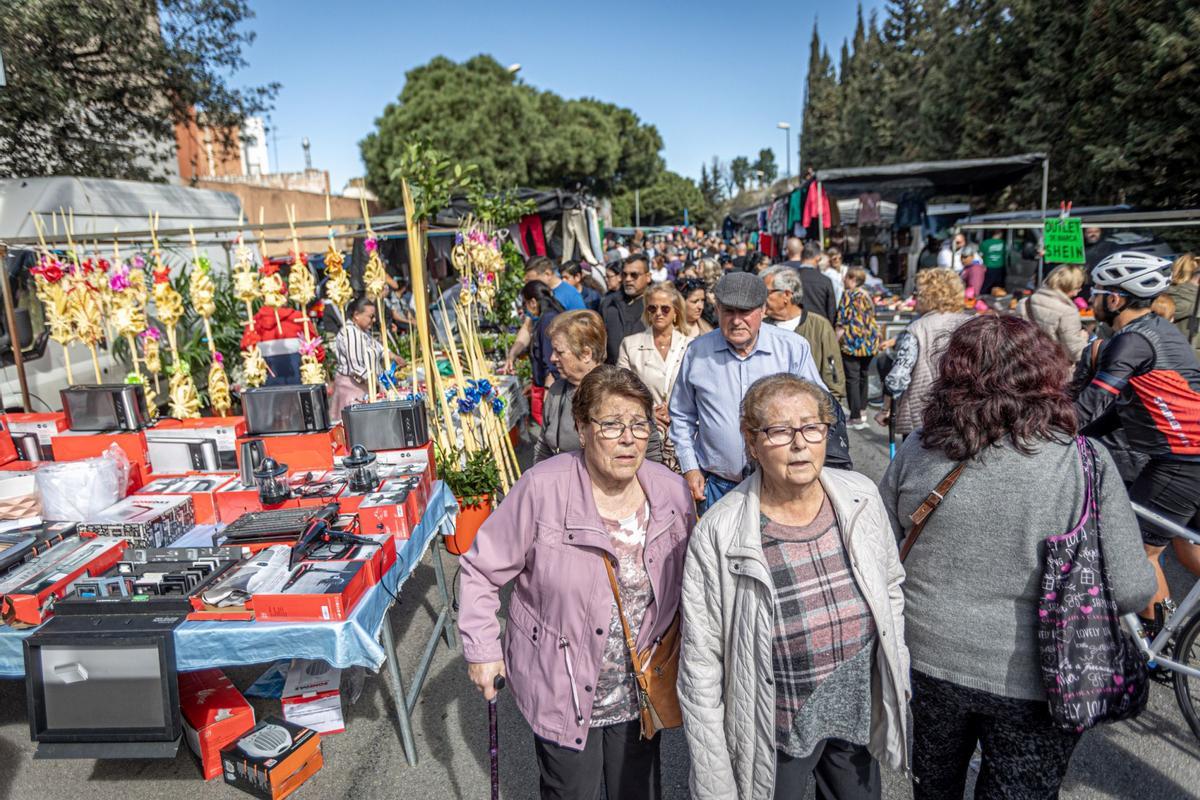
[559,636,584,724]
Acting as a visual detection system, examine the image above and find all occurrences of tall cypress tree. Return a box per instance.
[801,23,842,169]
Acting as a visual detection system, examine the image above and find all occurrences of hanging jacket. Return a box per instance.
[802,183,831,229]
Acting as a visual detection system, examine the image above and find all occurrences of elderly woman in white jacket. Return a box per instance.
[1019,264,1089,361]
[679,374,909,800]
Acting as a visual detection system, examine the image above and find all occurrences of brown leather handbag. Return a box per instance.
[603,558,682,739]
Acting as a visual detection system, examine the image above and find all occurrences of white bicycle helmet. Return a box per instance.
[1091,251,1173,298]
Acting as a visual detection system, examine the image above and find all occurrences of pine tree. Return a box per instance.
[754,148,779,183]
[801,24,843,169]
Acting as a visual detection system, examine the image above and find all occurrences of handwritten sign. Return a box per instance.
[1044,218,1085,264]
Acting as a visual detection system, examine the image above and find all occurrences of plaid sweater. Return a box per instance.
[761,499,876,755]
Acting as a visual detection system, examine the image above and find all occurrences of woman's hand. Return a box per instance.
[468,660,507,701]
[874,410,890,428]
[654,402,670,427]
[390,352,406,367]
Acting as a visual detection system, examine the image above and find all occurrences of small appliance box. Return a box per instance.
[281,659,344,734]
[78,496,196,548]
[3,412,68,460]
[221,717,322,800]
[49,429,153,490]
[237,427,347,474]
[0,418,21,467]
[356,484,415,539]
[214,479,265,523]
[137,474,236,524]
[0,536,127,626]
[249,560,371,622]
[148,416,246,471]
[180,668,256,780]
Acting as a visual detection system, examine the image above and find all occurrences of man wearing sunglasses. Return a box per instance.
[599,254,652,364]
[670,272,852,511]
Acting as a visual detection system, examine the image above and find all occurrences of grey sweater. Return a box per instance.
[879,435,1157,701]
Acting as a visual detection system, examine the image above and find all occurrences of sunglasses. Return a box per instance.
[646,304,673,315]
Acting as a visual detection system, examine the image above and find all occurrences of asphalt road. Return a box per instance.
[0,424,1197,799]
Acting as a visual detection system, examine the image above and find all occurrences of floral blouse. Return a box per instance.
[836,287,880,357]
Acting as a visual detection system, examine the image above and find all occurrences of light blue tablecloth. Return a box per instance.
[0,481,458,678]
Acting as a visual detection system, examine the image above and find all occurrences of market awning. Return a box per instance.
[815,153,1047,199]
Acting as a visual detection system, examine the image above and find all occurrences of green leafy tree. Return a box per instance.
[730,156,752,192]
[611,171,707,227]
[754,148,778,184]
[362,55,663,207]
[0,0,277,180]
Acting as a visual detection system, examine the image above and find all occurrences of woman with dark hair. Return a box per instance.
[879,315,1156,800]
[522,280,566,419]
[675,278,713,338]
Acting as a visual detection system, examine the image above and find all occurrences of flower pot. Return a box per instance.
[447,495,492,556]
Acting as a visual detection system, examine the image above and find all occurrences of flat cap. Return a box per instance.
[714,271,768,310]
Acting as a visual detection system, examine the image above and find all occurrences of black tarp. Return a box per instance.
[815,153,1047,199]
[377,187,592,227]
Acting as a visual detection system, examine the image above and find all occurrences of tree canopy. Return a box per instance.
[610,170,707,227]
[361,55,665,208]
[0,0,277,180]
[801,0,1200,208]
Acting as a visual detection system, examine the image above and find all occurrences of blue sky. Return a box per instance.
[241,0,877,191]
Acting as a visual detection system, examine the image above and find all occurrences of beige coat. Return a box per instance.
[616,328,692,406]
[1020,286,1089,361]
[678,468,910,800]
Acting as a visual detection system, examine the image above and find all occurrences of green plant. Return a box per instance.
[435,444,501,507]
[469,187,537,228]
[387,141,479,224]
[485,240,526,330]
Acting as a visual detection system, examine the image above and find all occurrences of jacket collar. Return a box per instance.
[723,467,871,570]
[562,451,676,544]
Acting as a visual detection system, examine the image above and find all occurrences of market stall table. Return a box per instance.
[0,480,460,767]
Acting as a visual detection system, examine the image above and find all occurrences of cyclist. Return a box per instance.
[1075,251,1200,638]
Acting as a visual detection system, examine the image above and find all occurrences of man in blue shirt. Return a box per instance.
[526,256,585,310]
[670,272,850,510]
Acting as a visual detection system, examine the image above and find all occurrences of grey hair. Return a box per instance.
[760,265,804,306]
[960,244,979,259]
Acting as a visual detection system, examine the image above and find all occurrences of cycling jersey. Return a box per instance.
[1075,313,1200,461]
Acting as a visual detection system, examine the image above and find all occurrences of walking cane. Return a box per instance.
[888,406,897,461]
[489,675,506,800]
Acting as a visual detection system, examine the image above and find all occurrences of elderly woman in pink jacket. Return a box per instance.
[459,364,695,800]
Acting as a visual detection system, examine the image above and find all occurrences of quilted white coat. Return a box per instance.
[678,467,911,799]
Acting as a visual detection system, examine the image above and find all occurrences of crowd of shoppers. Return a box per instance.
[456,233,1200,800]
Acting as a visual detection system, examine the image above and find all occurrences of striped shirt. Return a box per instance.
[761,498,875,750]
[333,322,383,383]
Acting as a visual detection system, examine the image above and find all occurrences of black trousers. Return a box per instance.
[533,720,661,800]
[842,354,874,420]
[773,739,880,800]
[911,671,1082,800]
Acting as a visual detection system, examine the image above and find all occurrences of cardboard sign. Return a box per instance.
[1044,218,1085,264]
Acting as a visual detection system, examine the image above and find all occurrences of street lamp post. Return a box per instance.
[777,122,791,181]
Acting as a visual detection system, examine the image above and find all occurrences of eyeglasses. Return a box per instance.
[622,271,646,280]
[755,423,830,446]
[589,417,653,440]
[646,304,673,315]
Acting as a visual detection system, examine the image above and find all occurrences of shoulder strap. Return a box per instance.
[603,558,646,675]
[899,462,966,563]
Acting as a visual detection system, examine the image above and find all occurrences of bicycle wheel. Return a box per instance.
[1173,610,1200,742]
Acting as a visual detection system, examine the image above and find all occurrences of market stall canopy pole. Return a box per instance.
[0,243,28,411]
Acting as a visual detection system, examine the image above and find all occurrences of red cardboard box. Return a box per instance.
[238,427,347,474]
[0,418,21,467]
[180,668,256,780]
[356,485,415,539]
[3,412,67,460]
[137,473,237,524]
[0,536,127,626]
[49,429,153,490]
[249,559,371,622]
